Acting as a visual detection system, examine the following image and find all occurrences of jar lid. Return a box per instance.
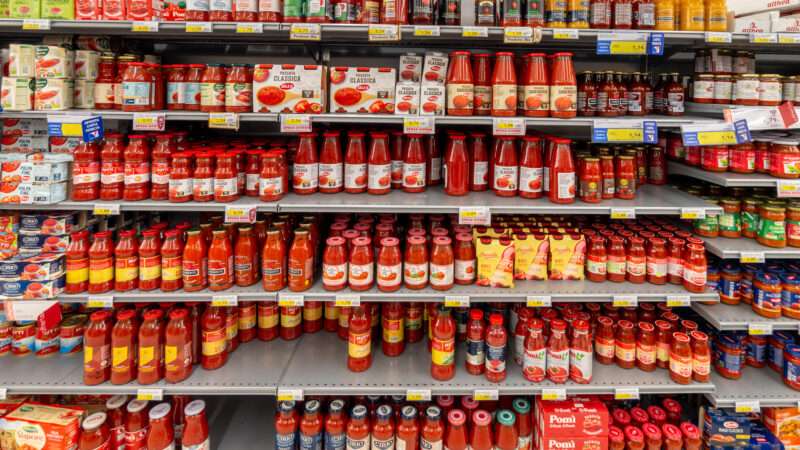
[646,405,667,423]
[433,236,451,246]
[473,409,491,426]
[447,409,466,426]
[642,423,662,440]
[407,235,426,245]
[496,410,515,426]
[106,395,128,410]
[426,406,442,421]
[326,236,345,246]
[380,236,399,247]
[680,422,700,439]
[400,405,417,420]
[661,423,682,440]
[149,402,172,421]
[624,425,644,442]
[612,408,631,424]
[82,412,108,431]
[609,426,624,443]
[351,405,367,419]
[512,398,530,414]
[376,404,392,420]
[127,399,149,413]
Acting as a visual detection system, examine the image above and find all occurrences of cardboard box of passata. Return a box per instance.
[399,54,422,83]
[419,84,445,115]
[394,81,419,115]
[422,52,448,85]
[0,402,83,450]
[475,235,514,288]
[763,406,800,446]
[535,398,609,438]
[252,64,325,114]
[329,66,396,114]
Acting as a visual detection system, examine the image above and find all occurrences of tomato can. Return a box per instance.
[0,320,10,356]
[60,314,86,354]
[35,322,59,357]
[11,321,35,356]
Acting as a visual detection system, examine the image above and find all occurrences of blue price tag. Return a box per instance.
[82,116,104,142]
[681,120,751,146]
[643,120,658,144]
[596,39,612,55]
[733,119,751,144]
[592,120,656,144]
[648,33,664,55]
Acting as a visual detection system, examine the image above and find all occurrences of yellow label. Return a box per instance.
[139,346,154,367]
[462,27,487,37]
[89,267,114,284]
[22,20,48,30]
[696,131,736,146]
[186,22,212,32]
[66,267,89,284]
[115,267,138,283]
[202,339,226,356]
[132,23,157,32]
[609,41,646,54]
[236,23,261,33]
[61,123,83,137]
[87,299,111,308]
[303,306,322,321]
[112,346,128,366]
[414,27,436,36]
[473,390,498,401]
[258,314,278,329]
[606,128,644,142]
[84,346,92,363]
[165,345,177,364]
[162,266,181,281]
[406,390,431,401]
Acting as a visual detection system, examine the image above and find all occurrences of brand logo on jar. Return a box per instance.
[357,84,370,91]
[549,415,576,424]
[547,439,576,449]
[280,83,295,90]
[723,420,743,429]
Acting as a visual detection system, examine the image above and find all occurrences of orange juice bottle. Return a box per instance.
[655,0,676,30]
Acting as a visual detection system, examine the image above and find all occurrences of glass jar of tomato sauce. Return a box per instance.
[225,64,252,113]
[165,64,186,110]
[123,134,151,201]
[757,204,787,248]
[200,64,226,113]
[100,133,125,200]
[121,62,152,112]
[770,139,800,179]
[94,54,116,110]
[550,52,577,118]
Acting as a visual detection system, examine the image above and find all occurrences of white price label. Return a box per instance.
[777,180,800,198]
[185,21,213,32]
[211,294,238,307]
[473,389,499,401]
[22,19,50,30]
[458,206,491,226]
[541,388,567,401]
[137,389,163,401]
[666,295,691,307]
[403,116,435,134]
[236,22,263,33]
[526,295,552,307]
[87,295,114,308]
[462,26,489,38]
[735,400,760,413]
[504,26,535,43]
[93,204,120,215]
[132,112,165,131]
[132,21,159,32]
[552,28,579,39]
[749,32,778,43]
[335,294,360,307]
[680,207,706,220]
[748,323,773,336]
[444,295,469,308]
[3,300,57,321]
[740,252,765,264]
[277,388,304,401]
[406,389,431,401]
[612,295,638,308]
[705,31,732,43]
[368,24,399,41]
[280,114,312,133]
[290,23,321,40]
[779,33,800,44]
[413,25,440,36]
[492,117,526,136]
[224,204,257,223]
[0,388,6,400]
[610,208,636,219]
[614,387,640,400]
[208,112,239,130]
[278,293,304,307]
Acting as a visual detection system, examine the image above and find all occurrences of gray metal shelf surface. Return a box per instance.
[707,369,800,408]
[701,235,800,259]
[0,339,295,395]
[667,161,779,188]
[209,396,276,450]
[0,110,279,122]
[692,302,800,331]
[56,277,719,303]
[279,332,715,395]
[0,197,279,212]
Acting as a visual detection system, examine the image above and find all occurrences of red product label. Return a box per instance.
[536,435,608,450]
[76,0,102,18]
[535,398,609,438]
[101,161,124,184]
[73,161,101,185]
[124,426,149,450]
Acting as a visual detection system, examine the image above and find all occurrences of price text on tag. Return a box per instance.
[444,295,470,308]
[185,22,212,32]
[132,21,159,32]
[592,120,657,144]
[462,26,489,38]
[133,112,166,131]
[403,117,435,134]
[680,207,706,220]
[368,24,400,41]
[22,19,50,30]
[87,296,114,308]
[614,388,640,400]
[610,208,635,220]
[735,400,760,413]
[208,112,239,130]
[458,207,491,226]
[612,295,638,307]
[779,33,800,44]
[413,25,440,37]
[541,388,567,401]
[280,114,312,133]
[527,295,552,307]
[777,180,800,198]
[552,28,579,39]
[290,23,321,40]
[504,26,534,43]
[93,204,121,215]
[406,389,432,401]
[335,294,360,307]
[211,295,238,307]
[740,252,765,264]
[492,118,526,136]
[224,204,257,223]
[666,295,691,307]
[277,389,304,401]
[278,293,304,307]
[473,389,499,401]
[748,323,773,336]
[750,32,778,43]
[705,31,732,43]
[137,389,163,401]
[236,22,263,33]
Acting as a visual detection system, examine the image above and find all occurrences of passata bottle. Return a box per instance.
[522,53,549,117]
[444,133,469,196]
[431,306,456,381]
[493,137,518,197]
[300,400,323,450]
[208,230,233,291]
[344,131,368,193]
[368,131,391,194]
[89,231,114,294]
[319,131,343,193]
[403,134,427,193]
[201,305,227,370]
[550,53,577,118]
[465,309,485,375]
[397,406,419,450]
[348,305,372,372]
[546,319,570,383]
[491,52,517,117]
[294,132,319,194]
[485,313,507,383]
[275,401,298,450]
[513,399,532,450]
[372,405,395,450]
[346,405,370,450]
[519,135,543,198]
[66,230,90,293]
[183,400,210,450]
[445,410,468,450]
[137,309,164,385]
[569,319,593,383]
[324,399,346,450]
[548,137,576,204]
[495,411,518,450]
[470,410,493,450]
[110,309,137,385]
[421,407,444,450]
[114,230,138,292]
[377,237,402,292]
[446,51,474,116]
[473,54,492,116]
[522,317,546,381]
[146,403,175,450]
[470,132,489,191]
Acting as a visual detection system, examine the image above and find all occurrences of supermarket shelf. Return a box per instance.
[209,397,276,450]
[668,162,779,188]
[279,184,723,215]
[0,339,295,395]
[0,110,279,122]
[692,302,800,331]
[707,369,800,408]
[0,197,279,212]
[278,332,715,395]
[701,235,800,259]
[55,278,718,303]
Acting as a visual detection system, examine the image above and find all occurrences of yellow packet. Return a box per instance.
[548,234,586,280]
[514,233,548,281]
[476,236,515,288]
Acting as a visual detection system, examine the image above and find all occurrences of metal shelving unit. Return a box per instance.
[668,161,780,188]
[701,235,800,259]
[209,397,276,450]
[692,302,800,331]
[0,110,279,122]
[0,197,279,212]
[708,369,800,408]
[0,339,295,395]
[279,333,715,395]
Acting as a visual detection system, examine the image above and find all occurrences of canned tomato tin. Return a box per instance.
[35,323,59,357]
[60,314,86,354]
[12,321,35,356]
[783,343,800,390]
[0,320,10,356]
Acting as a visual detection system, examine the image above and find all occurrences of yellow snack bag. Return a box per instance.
[476,236,515,288]
[513,232,548,281]
[548,233,586,280]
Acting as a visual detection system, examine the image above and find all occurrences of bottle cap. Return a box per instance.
[305,400,320,414]
[447,409,466,426]
[351,405,368,420]
[496,410,515,426]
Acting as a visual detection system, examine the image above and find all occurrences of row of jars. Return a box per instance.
[692,73,788,106]
[692,196,800,250]
[577,71,686,117]
[708,260,800,320]
[694,49,757,75]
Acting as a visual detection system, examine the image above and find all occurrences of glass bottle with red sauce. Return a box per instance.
[518,135,543,198]
[123,399,149,450]
[71,140,100,201]
[472,53,492,116]
[232,226,256,287]
[444,409,468,450]
[377,237,402,292]
[294,132,319,194]
[580,157,601,203]
[79,412,111,450]
[403,134,427,193]
[191,152,213,202]
[214,153,239,202]
[100,133,124,200]
[344,131,367,193]
[66,230,89,294]
[496,411,518,450]
[348,305,372,372]
[159,230,183,292]
[421,406,444,450]
[493,137,518,197]
[110,310,137,385]
[346,405,369,450]
[669,332,692,384]
[390,131,404,190]
[145,403,174,450]
[453,233,476,285]
[404,235,428,289]
[522,53,549,117]
[381,302,405,356]
[84,310,111,385]
[397,406,419,450]
[492,52,517,117]
[548,137,576,203]
[123,135,150,201]
[200,64,225,113]
[443,133,469,196]
[182,229,207,292]
[544,319,568,383]
[627,236,646,283]
[95,56,116,110]
[164,308,192,383]
[348,236,374,291]
[594,315,615,364]
[636,321,657,372]
[114,229,138,292]
[322,236,347,291]
[121,62,153,112]
[430,236,454,291]
[431,306,455,381]
[138,229,161,291]
[150,134,172,201]
[137,309,164,385]
[201,305,228,370]
[368,131,391,194]
[615,319,636,369]
[691,330,711,382]
[262,228,286,291]
[288,229,313,292]
[208,229,233,291]
[372,405,394,450]
[446,51,474,116]
[470,410,493,450]
[485,313,507,382]
[550,53,577,118]
[168,152,193,202]
[578,71,598,116]
[89,231,114,294]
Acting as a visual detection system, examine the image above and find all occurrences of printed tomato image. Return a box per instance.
[422,102,439,113]
[553,95,574,111]
[396,101,413,112]
[293,99,309,113]
[36,58,60,69]
[368,100,384,113]
[526,96,544,109]
[452,95,470,108]
[505,95,517,109]
[334,87,362,107]
[529,179,541,190]
[35,90,58,101]
[330,71,346,84]
[308,103,322,113]
[256,86,286,106]
[253,68,270,82]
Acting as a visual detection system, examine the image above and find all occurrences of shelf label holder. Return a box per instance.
[236,22,263,33]
[224,204,257,223]
[614,387,640,400]
[541,388,567,401]
[47,114,103,143]
[93,204,120,215]
[185,21,213,33]
[335,294,360,307]
[137,388,163,401]
[290,23,321,41]
[504,26,537,44]
[680,207,706,220]
[368,24,400,41]
[779,33,800,44]
[208,112,239,130]
[132,112,165,131]
[462,26,488,38]
[748,323,773,336]
[132,21,159,32]
[278,293,304,307]
[705,31,732,43]
[777,180,800,198]
[280,114,312,133]
[277,388,304,401]
[406,389,432,401]
[0,388,6,400]
[552,28,579,40]
[597,32,662,55]
[610,208,635,220]
[87,295,114,308]
[735,400,760,413]
[492,118,526,136]
[666,295,690,307]
[749,32,778,44]
[211,294,238,307]
[739,252,765,264]
[527,295,552,308]
[612,295,638,308]
[592,120,657,144]
[458,207,490,226]
[473,389,499,401]
[403,117,435,134]
[22,19,50,30]
[413,25,440,37]
[681,120,751,146]
[444,295,469,308]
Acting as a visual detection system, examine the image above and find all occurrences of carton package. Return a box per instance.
[703,407,752,448]
[21,212,76,234]
[475,235,515,288]
[548,234,585,280]
[733,11,779,32]
[26,181,68,203]
[8,0,40,18]
[73,79,95,108]
[1,135,49,153]
[0,402,83,449]
[8,44,35,78]
[534,398,609,438]
[1,77,34,111]
[48,136,82,153]
[2,118,49,136]
[40,0,73,18]
[763,406,800,447]
[419,84,445,116]
[73,50,100,80]
[34,45,74,79]
[399,54,423,83]
[513,232,548,280]
[0,253,64,281]
[252,64,326,114]
[34,78,74,111]
[329,67,396,114]
[422,52,448,85]
[394,82,419,115]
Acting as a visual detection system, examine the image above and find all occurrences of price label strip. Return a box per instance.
[739,252,765,264]
[278,293,304,307]
[290,23,321,41]
[132,21,159,32]
[462,26,488,38]
[93,203,120,215]
[137,389,163,401]
[87,295,114,308]
[779,33,800,44]
[681,119,751,146]
[749,32,778,44]
[597,32,662,55]
[224,204,257,223]
[368,24,400,41]
[680,207,706,220]
[592,120,657,144]
[458,207,491,226]
[504,26,538,44]
[133,112,166,131]
[47,115,104,142]
[444,295,470,308]
[236,22,263,33]
[492,117,526,136]
[211,294,238,307]
[735,400,760,413]
[612,295,638,308]
[413,25,440,37]
[280,114,312,133]
[541,388,567,401]
[473,389,499,401]
[777,180,800,198]
[610,208,636,220]
[748,323,773,336]
[22,19,50,30]
[406,389,431,401]
[527,295,552,308]
[403,117,435,134]
[208,112,239,130]
[666,295,691,307]
[335,294,360,307]
[551,28,579,39]
[277,388,304,401]
[705,31,732,43]
[614,388,640,400]
[185,22,213,33]
[0,388,7,401]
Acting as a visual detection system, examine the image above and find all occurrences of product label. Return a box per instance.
[368,164,391,191]
[550,85,577,113]
[326,433,346,450]
[348,263,373,287]
[466,337,485,366]
[200,82,225,107]
[556,171,575,200]
[474,85,492,112]
[431,337,455,366]
[546,348,569,382]
[323,263,347,288]
[493,165,518,192]
[454,259,475,282]
[377,263,401,288]
[518,167,543,193]
[294,163,319,190]
[473,161,488,186]
[318,162,343,189]
[523,85,549,113]
[345,163,367,190]
[429,263,453,287]
[193,177,213,199]
[492,85,517,112]
[123,81,151,106]
[214,177,237,199]
[570,348,592,381]
[485,341,507,375]
[348,330,371,359]
[419,438,441,450]
[446,83,474,110]
[225,82,251,108]
[404,262,428,286]
[595,337,614,360]
[402,162,425,189]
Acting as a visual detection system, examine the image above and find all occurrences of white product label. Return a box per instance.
[519,167,543,193]
[377,263,402,288]
[557,172,575,199]
[402,162,426,188]
[429,263,454,287]
[368,164,391,190]
[493,165,518,192]
[455,259,476,282]
[473,161,488,186]
[345,163,367,190]
[293,163,319,190]
[318,163,343,190]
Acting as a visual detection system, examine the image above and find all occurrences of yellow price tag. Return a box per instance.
[680,207,705,220]
[236,22,263,33]
[610,208,635,220]
[335,294,360,307]
[541,388,566,401]
[132,21,158,32]
[211,295,238,307]
[185,22,212,32]
[22,19,50,30]
[93,204,120,215]
[609,41,646,54]
[290,23,321,40]
[612,295,638,307]
[735,401,760,413]
[208,112,239,130]
[278,294,304,307]
[614,388,639,400]
[444,295,469,308]
[87,296,113,308]
[61,123,83,137]
[696,130,736,145]
[277,389,303,401]
[136,389,163,401]
[552,28,579,39]
[705,32,732,43]
[666,295,691,307]
[606,128,644,142]
[740,252,765,264]
[462,26,488,37]
[748,323,773,336]
[527,295,552,307]
[473,389,499,401]
[406,389,431,401]
[414,26,440,36]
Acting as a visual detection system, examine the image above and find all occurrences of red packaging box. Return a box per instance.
[535,398,609,438]
[535,434,609,450]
